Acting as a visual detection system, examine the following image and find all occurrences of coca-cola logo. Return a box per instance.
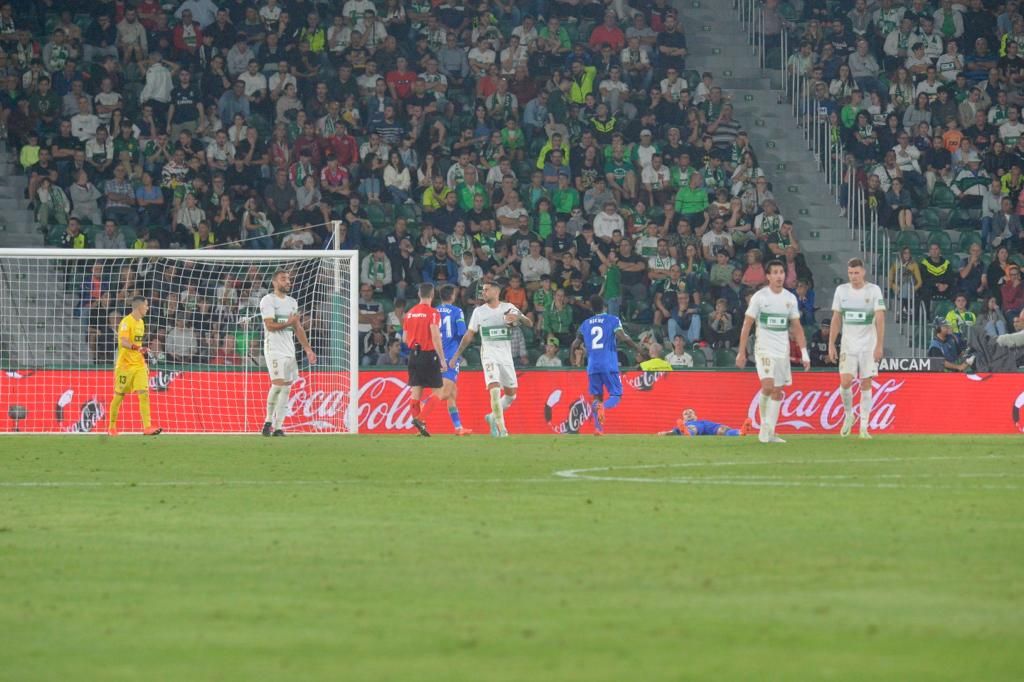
[746,379,905,431]
[66,398,104,433]
[281,376,425,432]
[544,389,591,434]
[626,371,666,392]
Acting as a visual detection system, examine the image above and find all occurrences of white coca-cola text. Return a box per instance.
[747,379,904,431]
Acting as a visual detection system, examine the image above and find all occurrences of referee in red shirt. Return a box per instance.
[403,282,448,436]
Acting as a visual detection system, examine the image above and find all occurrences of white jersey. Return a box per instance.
[831,282,885,353]
[259,293,298,356]
[746,287,800,358]
[468,302,521,364]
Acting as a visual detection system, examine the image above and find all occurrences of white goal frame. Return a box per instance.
[0,248,361,435]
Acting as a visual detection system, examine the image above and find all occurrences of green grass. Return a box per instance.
[1,435,1022,681]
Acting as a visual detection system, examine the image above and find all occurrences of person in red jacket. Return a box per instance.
[171,10,204,63]
[588,10,626,53]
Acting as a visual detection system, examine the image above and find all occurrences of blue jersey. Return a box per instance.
[685,420,724,436]
[579,313,623,374]
[435,303,466,360]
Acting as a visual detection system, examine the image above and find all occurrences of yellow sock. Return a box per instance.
[109,393,124,429]
[138,392,151,429]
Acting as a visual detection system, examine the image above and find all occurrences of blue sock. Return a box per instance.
[670,428,682,436]
[448,407,462,429]
[605,394,621,410]
[724,429,740,437]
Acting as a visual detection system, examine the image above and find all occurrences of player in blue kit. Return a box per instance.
[658,409,752,437]
[572,295,640,434]
[435,284,472,435]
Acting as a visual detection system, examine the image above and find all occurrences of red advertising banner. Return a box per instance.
[2,369,1022,435]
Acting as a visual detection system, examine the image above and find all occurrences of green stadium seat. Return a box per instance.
[713,348,737,368]
[948,206,980,230]
[689,350,707,368]
[916,208,941,231]
[930,184,956,209]
[959,230,983,251]
[894,230,922,252]
[931,299,954,320]
[926,230,952,252]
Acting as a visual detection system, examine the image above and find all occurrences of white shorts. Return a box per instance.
[482,358,518,388]
[839,349,878,379]
[266,352,298,383]
[756,354,792,387]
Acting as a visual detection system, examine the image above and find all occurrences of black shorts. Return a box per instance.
[407,349,443,388]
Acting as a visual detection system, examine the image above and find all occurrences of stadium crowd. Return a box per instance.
[778,0,1024,353]
[4,0,823,368]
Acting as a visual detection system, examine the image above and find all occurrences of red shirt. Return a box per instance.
[386,70,416,100]
[404,303,440,351]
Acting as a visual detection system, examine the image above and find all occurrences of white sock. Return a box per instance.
[767,398,782,436]
[860,389,873,429]
[758,392,770,434]
[490,387,506,432]
[840,386,854,421]
[266,385,284,423]
[272,384,292,430]
[500,393,515,411]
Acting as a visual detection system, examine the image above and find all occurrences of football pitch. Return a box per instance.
[1,435,1022,681]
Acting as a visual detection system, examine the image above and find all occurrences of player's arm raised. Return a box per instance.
[735,314,755,368]
[292,314,317,365]
[828,310,842,364]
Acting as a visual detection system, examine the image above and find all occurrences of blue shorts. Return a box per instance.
[588,371,622,400]
[442,360,460,383]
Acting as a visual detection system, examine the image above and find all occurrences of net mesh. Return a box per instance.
[0,251,356,434]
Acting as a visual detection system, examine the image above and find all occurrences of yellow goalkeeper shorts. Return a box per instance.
[114,366,149,394]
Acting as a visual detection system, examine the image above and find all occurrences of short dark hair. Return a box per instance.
[589,295,606,313]
[766,259,786,275]
[439,284,457,302]
[130,295,147,307]
[272,269,290,281]
[418,282,435,300]
[847,258,864,269]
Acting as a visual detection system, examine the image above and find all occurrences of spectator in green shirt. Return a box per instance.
[551,173,580,218]
[544,287,575,347]
[599,250,622,317]
[455,165,488,211]
[674,171,708,225]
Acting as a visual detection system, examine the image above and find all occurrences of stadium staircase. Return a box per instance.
[679,1,917,357]
[0,140,40,248]
[0,254,84,368]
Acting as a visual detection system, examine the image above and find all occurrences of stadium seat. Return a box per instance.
[931,299,954,319]
[689,350,707,368]
[916,208,941,231]
[895,230,922,252]
[713,348,737,368]
[959,231,983,251]
[926,230,952,252]
[948,207,980,230]
[930,184,957,209]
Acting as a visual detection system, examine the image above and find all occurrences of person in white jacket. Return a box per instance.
[592,201,624,243]
[140,52,175,108]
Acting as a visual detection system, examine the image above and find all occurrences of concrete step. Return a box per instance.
[0,232,43,247]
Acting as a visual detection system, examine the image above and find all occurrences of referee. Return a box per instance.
[403,282,448,436]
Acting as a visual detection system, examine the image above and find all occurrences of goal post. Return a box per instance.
[0,248,360,434]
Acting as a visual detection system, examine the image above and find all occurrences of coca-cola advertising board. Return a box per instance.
[2,369,1022,434]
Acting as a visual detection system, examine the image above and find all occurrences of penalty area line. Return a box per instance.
[0,477,571,489]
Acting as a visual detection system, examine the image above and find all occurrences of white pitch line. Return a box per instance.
[553,454,1024,490]
[0,477,568,489]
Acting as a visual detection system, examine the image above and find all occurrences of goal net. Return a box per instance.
[0,249,359,434]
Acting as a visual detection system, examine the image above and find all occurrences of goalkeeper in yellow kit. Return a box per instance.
[108,295,162,436]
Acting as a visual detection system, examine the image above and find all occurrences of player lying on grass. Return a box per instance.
[657,409,752,437]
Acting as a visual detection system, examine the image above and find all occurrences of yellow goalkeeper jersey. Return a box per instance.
[116,314,146,369]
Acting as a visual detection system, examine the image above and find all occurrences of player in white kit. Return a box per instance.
[829,258,886,438]
[736,259,810,443]
[259,270,317,436]
[449,280,533,437]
